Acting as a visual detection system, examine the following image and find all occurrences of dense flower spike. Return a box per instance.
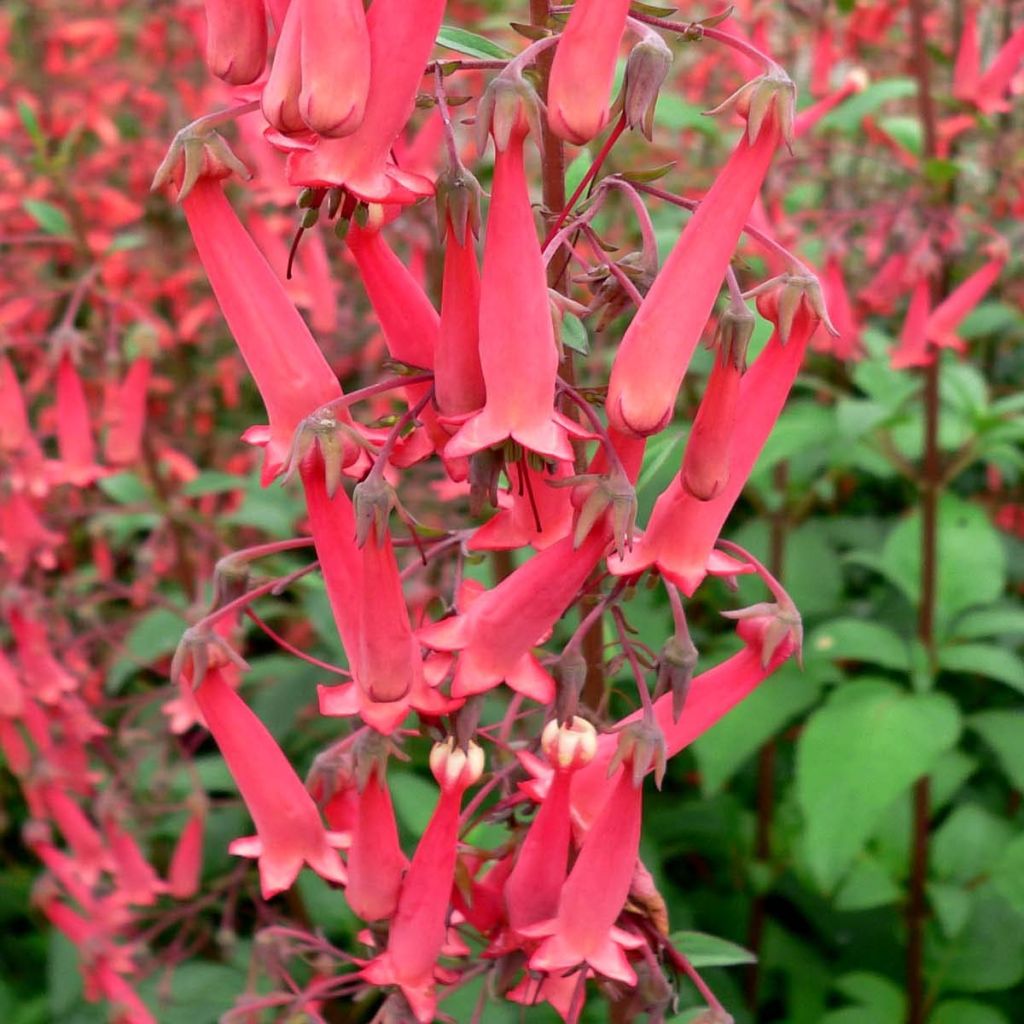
[17,2,1011,1020]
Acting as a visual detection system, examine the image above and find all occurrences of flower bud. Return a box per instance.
[476,75,544,154]
[553,646,588,724]
[541,716,597,771]
[706,65,796,150]
[429,737,485,791]
[211,556,251,612]
[352,473,396,547]
[204,0,267,86]
[435,164,483,248]
[621,32,674,140]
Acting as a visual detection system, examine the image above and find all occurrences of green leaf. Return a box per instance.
[879,114,923,154]
[693,661,820,795]
[390,770,439,839]
[22,198,72,237]
[436,25,513,60]
[930,1001,1010,1024]
[809,618,909,670]
[992,835,1024,916]
[938,643,1024,694]
[953,605,1024,640]
[880,496,1006,632]
[834,855,901,911]
[180,470,246,497]
[97,471,150,504]
[796,680,960,891]
[928,882,974,939]
[560,312,589,355]
[960,301,1023,341]
[970,708,1024,786]
[106,231,146,253]
[932,804,1013,883]
[668,931,756,968]
[834,972,905,1022]
[818,77,917,134]
[17,100,45,147]
[123,607,187,665]
[926,886,1024,992]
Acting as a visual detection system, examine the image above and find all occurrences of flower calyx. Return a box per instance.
[170,625,249,688]
[435,163,484,247]
[210,554,252,612]
[705,64,796,151]
[578,251,656,331]
[559,465,638,559]
[151,115,253,202]
[748,270,838,343]
[608,719,667,789]
[476,73,545,154]
[282,406,369,498]
[553,645,588,724]
[352,472,399,548]
[352,729,404,791]
[709,302,756,370]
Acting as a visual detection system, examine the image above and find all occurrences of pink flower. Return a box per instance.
[446,91,588,462]
[262,0,305,135]
[299,0,371,138]
[362,740,485,1022]
[890,276,933,370]
[193,666,347,898]
[969,21,1024,113]
[286,0,445,203]
[204,0,267,86]
[606,115,782,437]
[926,247,1006,350]
[525,756,646,985]
[182,179,347,483]
[506,718,598,933]
[345,765,408,922]
[54,352,102,486]
[953,3,980,102]
[167,804,206,900]
[419,527,609,699]
[103,356,150,467]
[547,0,632,144]
[611,304,815,593]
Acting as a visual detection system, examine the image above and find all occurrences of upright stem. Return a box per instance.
[745,460,789,1009]
[907,1,943,1020]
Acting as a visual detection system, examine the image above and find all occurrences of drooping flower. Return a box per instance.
[167,801,206,900]
[525,746,646,985]
[204,0,267,86]
[193,666,347,899]
[362,740,485,1022]
[286,0,445,203]
[181,178,348,483]
[890,276,933,370]
[953,3,980,103]
[345,741,408,922]
[298,0,371,138]
[925,244,1007,350]
[546,0,632,144]
[419,527,609,700]
[606,108,783,437]
[610,301,815,593]
[54,351,102,486]
[505,718,598,933]
[262,0,305,135]
[446,81,589,463]
[103,355,150,467]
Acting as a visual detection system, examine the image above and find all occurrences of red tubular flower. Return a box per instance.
[526,756,645,985]
[167,803,206,900]
[262,0,305,135]
[506,718,597,933]
[925,247,1006,349]
[8,607,78,705]
[547,0,632,144]
[345,764,408,922]
[890,276,933,370]
[973,22,1024,113]
[103,356,150,467]
[446,98,586,462]
[420,527,609,699]
[104,817,168,906]
[435,186,485,424]
[193,666,347,899]
[606,116,782,437]
[953,3,980,102]
[0,492,62,577]
[0,354,32,456]
[299,0,370,137]
[182,179,347,483]
[611,305,814,594]
[812,252,862,360]
[54,352,100,486]
[287,0,445,202]
[362,740,484,1022]
[680,309,752,502]
[204,0,267,86]
[353,526,422,716]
